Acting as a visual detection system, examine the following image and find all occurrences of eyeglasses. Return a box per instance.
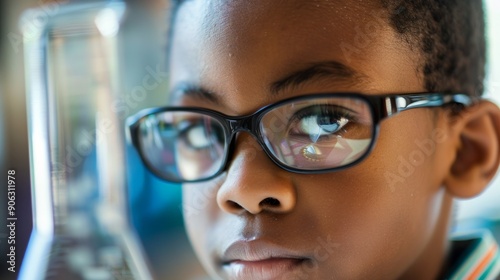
[126,92,471,183]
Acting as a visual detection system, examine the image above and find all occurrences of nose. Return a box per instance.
[216,134,297,215]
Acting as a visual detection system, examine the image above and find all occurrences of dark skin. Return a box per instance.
[169,0,500,279]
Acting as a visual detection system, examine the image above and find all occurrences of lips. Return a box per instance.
[220,240,309,279]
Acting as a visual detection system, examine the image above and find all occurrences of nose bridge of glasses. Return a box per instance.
[226,116,263,151]
[227,117,254,134]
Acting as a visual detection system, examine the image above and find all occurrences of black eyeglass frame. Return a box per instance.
[126,92,472,183]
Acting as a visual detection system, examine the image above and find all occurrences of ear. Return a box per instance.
[443,100,500,198]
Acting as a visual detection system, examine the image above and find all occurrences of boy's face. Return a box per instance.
[171,1,453,279]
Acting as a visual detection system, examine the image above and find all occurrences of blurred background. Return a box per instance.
[0,1,499,280]
[0,0,207,279]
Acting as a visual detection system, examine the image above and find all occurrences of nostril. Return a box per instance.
[259,197,281,208]
[227,200,243,210]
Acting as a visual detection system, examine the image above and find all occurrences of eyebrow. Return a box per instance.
[270,61,368,95]
[172,61,367,104]
[171,84,221,104]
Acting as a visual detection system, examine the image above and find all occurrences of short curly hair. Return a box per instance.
[168,0,486,97]
[381,0,486,97]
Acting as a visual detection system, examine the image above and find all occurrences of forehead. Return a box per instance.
[169,0,422,111]
[172,0,384,65]
[176,0,381,43]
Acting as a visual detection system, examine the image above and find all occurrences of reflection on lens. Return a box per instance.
[137,111,226,181]
[176,119,225,180]
[260,96,373,170]
[302,144,323,161]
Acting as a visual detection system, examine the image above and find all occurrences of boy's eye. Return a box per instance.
[179,122,223,150]
[297,114,349,136]
[185,125,211,149]
[288,105,352,139]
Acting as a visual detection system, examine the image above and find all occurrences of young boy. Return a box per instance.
[128,0,500,279]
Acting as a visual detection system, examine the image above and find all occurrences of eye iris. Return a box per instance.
[317,115,341,133]
[299,114,345,135]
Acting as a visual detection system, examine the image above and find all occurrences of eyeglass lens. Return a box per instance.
[136,96,374,182]
[260,97,373,170]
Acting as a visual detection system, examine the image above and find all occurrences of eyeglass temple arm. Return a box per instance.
[381,93,473,118]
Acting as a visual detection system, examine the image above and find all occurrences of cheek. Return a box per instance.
[182,181,220,256]
[297,166,443,278]
[298,113,445,277]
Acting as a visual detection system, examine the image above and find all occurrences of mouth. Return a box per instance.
[220,240,310,279]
